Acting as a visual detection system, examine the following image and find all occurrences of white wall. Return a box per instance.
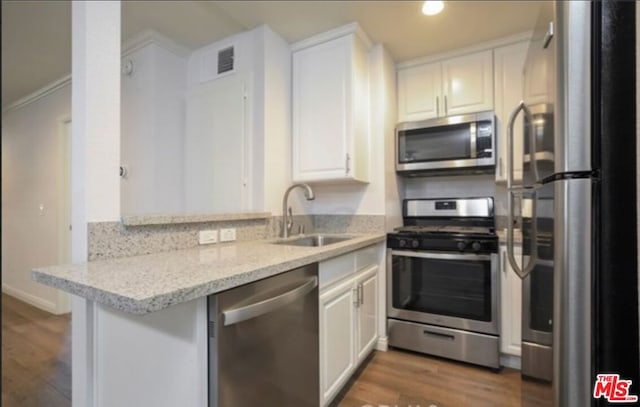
[1,83,71,313]
[121,43,187,215]
[185,26,297,216]
[252,25,296,215]
[185,31,255,213]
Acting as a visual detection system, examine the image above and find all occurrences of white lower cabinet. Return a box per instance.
[355,266,378,364]
[499,243,523,357]
[319,277,356,405]
[319,247,380,406]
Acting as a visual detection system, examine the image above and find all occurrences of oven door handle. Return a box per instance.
[390,250,493,261]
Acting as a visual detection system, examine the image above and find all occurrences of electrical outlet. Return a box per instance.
[198,230,218,245]
[219,228,236,242]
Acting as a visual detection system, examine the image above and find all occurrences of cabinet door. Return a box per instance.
[441,50,494,116]
[293,37,351,182]
[319,278,356,406]
[397,62,442,122]
[494,42,528,183]
[500,244,523,356]
[355,266,378,364]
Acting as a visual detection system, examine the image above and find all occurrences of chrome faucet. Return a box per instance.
[281,183,315,238]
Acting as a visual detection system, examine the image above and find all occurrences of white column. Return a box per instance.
[71,1,120,406]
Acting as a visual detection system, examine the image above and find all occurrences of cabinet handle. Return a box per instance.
[436,96,439,117]
[444,95,448,116]
[345,154,351,175]
[499,157,503,177]
[502,250,506,274]
[353,287,359,307]
[359,284,364,305]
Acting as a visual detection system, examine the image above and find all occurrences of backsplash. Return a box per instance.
[88,215,386,261]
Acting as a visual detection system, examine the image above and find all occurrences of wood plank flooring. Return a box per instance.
[333,349,553,407]
[1,293,551,407]
[2,294,71,407]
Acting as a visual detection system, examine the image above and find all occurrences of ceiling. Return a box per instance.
[1,0,544,108]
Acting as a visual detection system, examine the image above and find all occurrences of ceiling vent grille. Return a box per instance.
[217,46,234,74]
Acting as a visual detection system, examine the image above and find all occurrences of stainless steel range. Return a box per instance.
[387,197,500,369]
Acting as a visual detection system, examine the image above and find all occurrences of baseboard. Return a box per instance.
[2,283,62,314]
[500,353,522,370]
[376,336,389,351]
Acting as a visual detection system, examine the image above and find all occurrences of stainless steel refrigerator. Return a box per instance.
[505,1,638,406]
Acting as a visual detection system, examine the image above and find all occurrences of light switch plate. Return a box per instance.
[220,228,236,242]
[199,230,218,245]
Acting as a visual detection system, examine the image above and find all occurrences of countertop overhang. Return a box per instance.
[32,234,386,315]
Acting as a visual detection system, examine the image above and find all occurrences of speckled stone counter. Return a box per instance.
[33,234,385,315]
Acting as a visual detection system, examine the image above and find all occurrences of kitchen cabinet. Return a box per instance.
[292,24,371,183]
[494,41,528,183]
[355,265,378,364]
[397,49,494,122]
[499,243,522,357]
[319,245,380,406]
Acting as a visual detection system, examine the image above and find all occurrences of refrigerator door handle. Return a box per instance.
[506,101,534,189]
[506,100,538,279]
[507,189,538,279]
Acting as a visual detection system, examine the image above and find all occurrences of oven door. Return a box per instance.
[387,249,499,335]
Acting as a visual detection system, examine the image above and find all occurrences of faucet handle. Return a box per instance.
[286,207,293,232]
[298,224,305,235]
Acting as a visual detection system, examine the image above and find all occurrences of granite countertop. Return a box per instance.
[32,234,385,315]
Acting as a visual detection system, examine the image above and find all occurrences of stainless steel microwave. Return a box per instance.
[395,111,496,176]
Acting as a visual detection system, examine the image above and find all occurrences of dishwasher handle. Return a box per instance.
[222,277,318,326]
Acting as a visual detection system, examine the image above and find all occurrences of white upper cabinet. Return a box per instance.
[441,50,494,116]
[397,49,494,122]
[494,41,528,183]
[397,62,442,121]
[292,23,371,183]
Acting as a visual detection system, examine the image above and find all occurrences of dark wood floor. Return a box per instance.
[2,294,71,407]
[1,293,552,407]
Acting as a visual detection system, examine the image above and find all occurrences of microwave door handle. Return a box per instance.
[470,122,477,158]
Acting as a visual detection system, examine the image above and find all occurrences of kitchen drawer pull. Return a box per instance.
[222,277,317,326]
[423,330,455,341]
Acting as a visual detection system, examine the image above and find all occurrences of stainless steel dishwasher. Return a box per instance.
[208,263,319,407]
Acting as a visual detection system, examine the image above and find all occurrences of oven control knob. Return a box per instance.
[472,241,482,251]
[411,239,420,248]
[399,239,407,248]
[457,241,466,251]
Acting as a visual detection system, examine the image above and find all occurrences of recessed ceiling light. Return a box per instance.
[422,1,444,16]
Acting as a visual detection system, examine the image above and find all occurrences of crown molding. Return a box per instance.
[122,29,192,58]
[292,22,373,52]
[2,74,71,114]
[396,30,534,69]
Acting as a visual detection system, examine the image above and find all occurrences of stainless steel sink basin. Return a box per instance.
[273,234,354,247]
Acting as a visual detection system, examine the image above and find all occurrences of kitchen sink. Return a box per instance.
[273,234,355,247]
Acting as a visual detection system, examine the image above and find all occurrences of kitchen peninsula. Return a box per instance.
[33,233,385,406]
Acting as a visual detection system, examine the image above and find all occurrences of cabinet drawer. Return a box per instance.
[319,252,355,289]
[355,246,377,271]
